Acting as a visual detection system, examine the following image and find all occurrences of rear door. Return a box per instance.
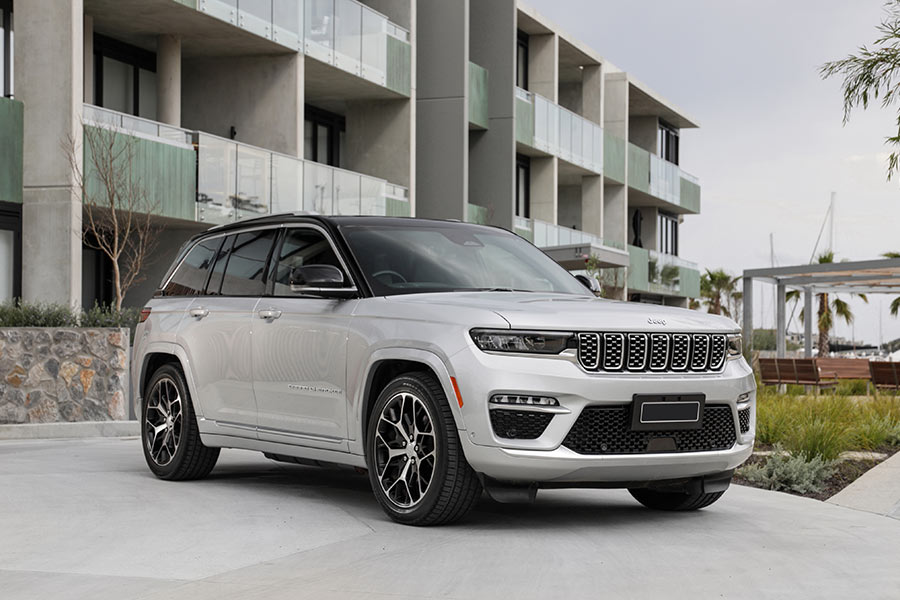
[252,225,359,450]
[175,228,279,435]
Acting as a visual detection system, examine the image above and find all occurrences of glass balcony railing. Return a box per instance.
[514,217,623,251]
[83,104,193,147]
[197,0,409,88]
[628,245,700,297]
[196,133,410,224]
[515,87,603,174]
[628,142,701,213]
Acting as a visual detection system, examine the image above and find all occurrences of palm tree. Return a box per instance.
[821,2,900,180]
[700,269,741,318]
[786,252,868,354]
[884,252,900,317]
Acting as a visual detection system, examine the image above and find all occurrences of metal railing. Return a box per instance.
[196,132,409,224]
[197,0,409,87]
[515,87,603,174]
[83,104,193,147]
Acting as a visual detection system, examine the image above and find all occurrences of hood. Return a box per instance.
[387,292,738,333]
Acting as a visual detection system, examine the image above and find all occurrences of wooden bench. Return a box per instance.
[816,358,872,381]
[869,362,900,391]
[758,358,836,391]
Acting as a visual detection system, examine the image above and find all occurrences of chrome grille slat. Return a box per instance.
[577,331,728,374]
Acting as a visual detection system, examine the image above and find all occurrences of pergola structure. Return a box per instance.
[742,258,900,357]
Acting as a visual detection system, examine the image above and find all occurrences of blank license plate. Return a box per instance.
[631,394,705,431]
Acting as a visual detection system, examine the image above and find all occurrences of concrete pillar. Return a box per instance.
[603,72,628,139]
[157,34,182,127]
[83,15,94,104]
[415,0,468,220]
[603,183,626,248]
[804,287,813,358]
[18,0,84,307]
[581,64,603,124]
[776,283,786,358]
[468,0,516,231]
[530,156,557,224]
[743,276,753,353]
[581,175,602,236]
[528,33,557,101]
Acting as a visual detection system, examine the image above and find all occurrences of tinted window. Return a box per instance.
[220,230,278,296]
[272,228,345,295]
[341,223,590,297]
[204,235,234,295]
[162,238,221,296]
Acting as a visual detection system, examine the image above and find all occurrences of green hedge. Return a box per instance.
[0,301,140,333]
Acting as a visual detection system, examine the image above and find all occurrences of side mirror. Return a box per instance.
[290,265,347,291]
[575,274,600,294]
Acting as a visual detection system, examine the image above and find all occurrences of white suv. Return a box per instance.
[133,215,755,525]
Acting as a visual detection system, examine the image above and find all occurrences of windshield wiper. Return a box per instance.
[462,287,535,293]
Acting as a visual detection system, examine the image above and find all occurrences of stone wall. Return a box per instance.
[0,328,130,424]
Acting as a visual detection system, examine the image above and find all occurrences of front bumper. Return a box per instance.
[449,344,756,484]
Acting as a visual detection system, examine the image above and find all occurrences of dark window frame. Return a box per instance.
[658,119,680,165]
[657,211,679,256]
[218,229,280,297]
[1,0,12,98]
[516,29,529,90]
[93,33,156,117]
[267,226,354,298]
[305,104,346,167]
[0,200,21,299]
[515,154,530,219]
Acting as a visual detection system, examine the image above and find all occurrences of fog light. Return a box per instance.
[490,394,559,406]
[737,392,751,405]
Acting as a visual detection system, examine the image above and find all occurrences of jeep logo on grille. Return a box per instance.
[647,317,667,325]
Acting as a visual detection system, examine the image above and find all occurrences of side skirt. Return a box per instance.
[200,432,367,469]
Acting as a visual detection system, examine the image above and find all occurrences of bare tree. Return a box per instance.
[65,121,161,310]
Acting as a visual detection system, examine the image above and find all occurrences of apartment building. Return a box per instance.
[0,0,701,309]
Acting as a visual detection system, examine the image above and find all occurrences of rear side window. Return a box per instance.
[162,238,221,296]
[272,228,345,296]
[220,229,278,296]
[204,235,235,296]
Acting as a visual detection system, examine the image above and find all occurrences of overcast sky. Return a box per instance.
[527,0,900,347]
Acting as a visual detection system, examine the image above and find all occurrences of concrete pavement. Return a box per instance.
[1,437,899,600]
[829,451,900,520]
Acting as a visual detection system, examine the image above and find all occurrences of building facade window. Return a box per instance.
[658,120,679,165]
[304,105,345,167]
[658,211,678,256]
[0,202,21,301]
[515,154,530,218]
[94,34,157,119]
[1,0,13,98]
[516,30,529,90]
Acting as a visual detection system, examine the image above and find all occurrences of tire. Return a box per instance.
[628,485,727,511]
[366,372,481,526]
[141,363,219,481]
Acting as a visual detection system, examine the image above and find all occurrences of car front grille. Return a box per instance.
[563,405,737,455]
[738,407,751,433]
[577,332,728,373]
[489,409,553,440]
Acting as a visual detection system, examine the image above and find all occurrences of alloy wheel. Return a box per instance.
[144,376,184,467]
[374,391,437,508]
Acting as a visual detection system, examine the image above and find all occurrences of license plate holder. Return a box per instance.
[631,394,705,431]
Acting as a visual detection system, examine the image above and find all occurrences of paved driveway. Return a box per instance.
[1,437,898,600]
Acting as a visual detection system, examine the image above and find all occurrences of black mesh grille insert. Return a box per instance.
[577,332,727,373]
[738,407,751,434]
[490,409,553,440]
[563,405,737,455]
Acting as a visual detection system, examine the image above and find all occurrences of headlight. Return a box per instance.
[726,334,743,359]
[470,329,573,354]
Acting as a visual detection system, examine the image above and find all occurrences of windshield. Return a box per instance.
[339,222,591,297]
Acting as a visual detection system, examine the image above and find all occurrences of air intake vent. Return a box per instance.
[577,332,728,373]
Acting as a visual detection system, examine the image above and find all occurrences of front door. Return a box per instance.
[252,226,358,450]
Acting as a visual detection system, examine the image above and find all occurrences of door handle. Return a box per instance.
[258,308,282,320]
[189,307,209,319]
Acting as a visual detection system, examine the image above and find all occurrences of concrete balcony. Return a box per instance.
[83,105,410,224]
[627,142,701,215]
[516,217,629,270]
[0,97,23,204]
[514,87,603,176]
[627,245,700,298]
[468,62,489,130]
[192,0,412,95]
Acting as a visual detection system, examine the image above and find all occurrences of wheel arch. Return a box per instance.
[135,343,204,419]
[356,349,466,455]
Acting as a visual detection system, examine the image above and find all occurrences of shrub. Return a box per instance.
[835,379,870,396]
[739,448,836,495]
[756,395,800,446]
[851,414,895,450]
[0,301,79,327]
[80,303,140,332]
[786,417,851,461]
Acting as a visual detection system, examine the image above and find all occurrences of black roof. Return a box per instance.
[200,213,502,237]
